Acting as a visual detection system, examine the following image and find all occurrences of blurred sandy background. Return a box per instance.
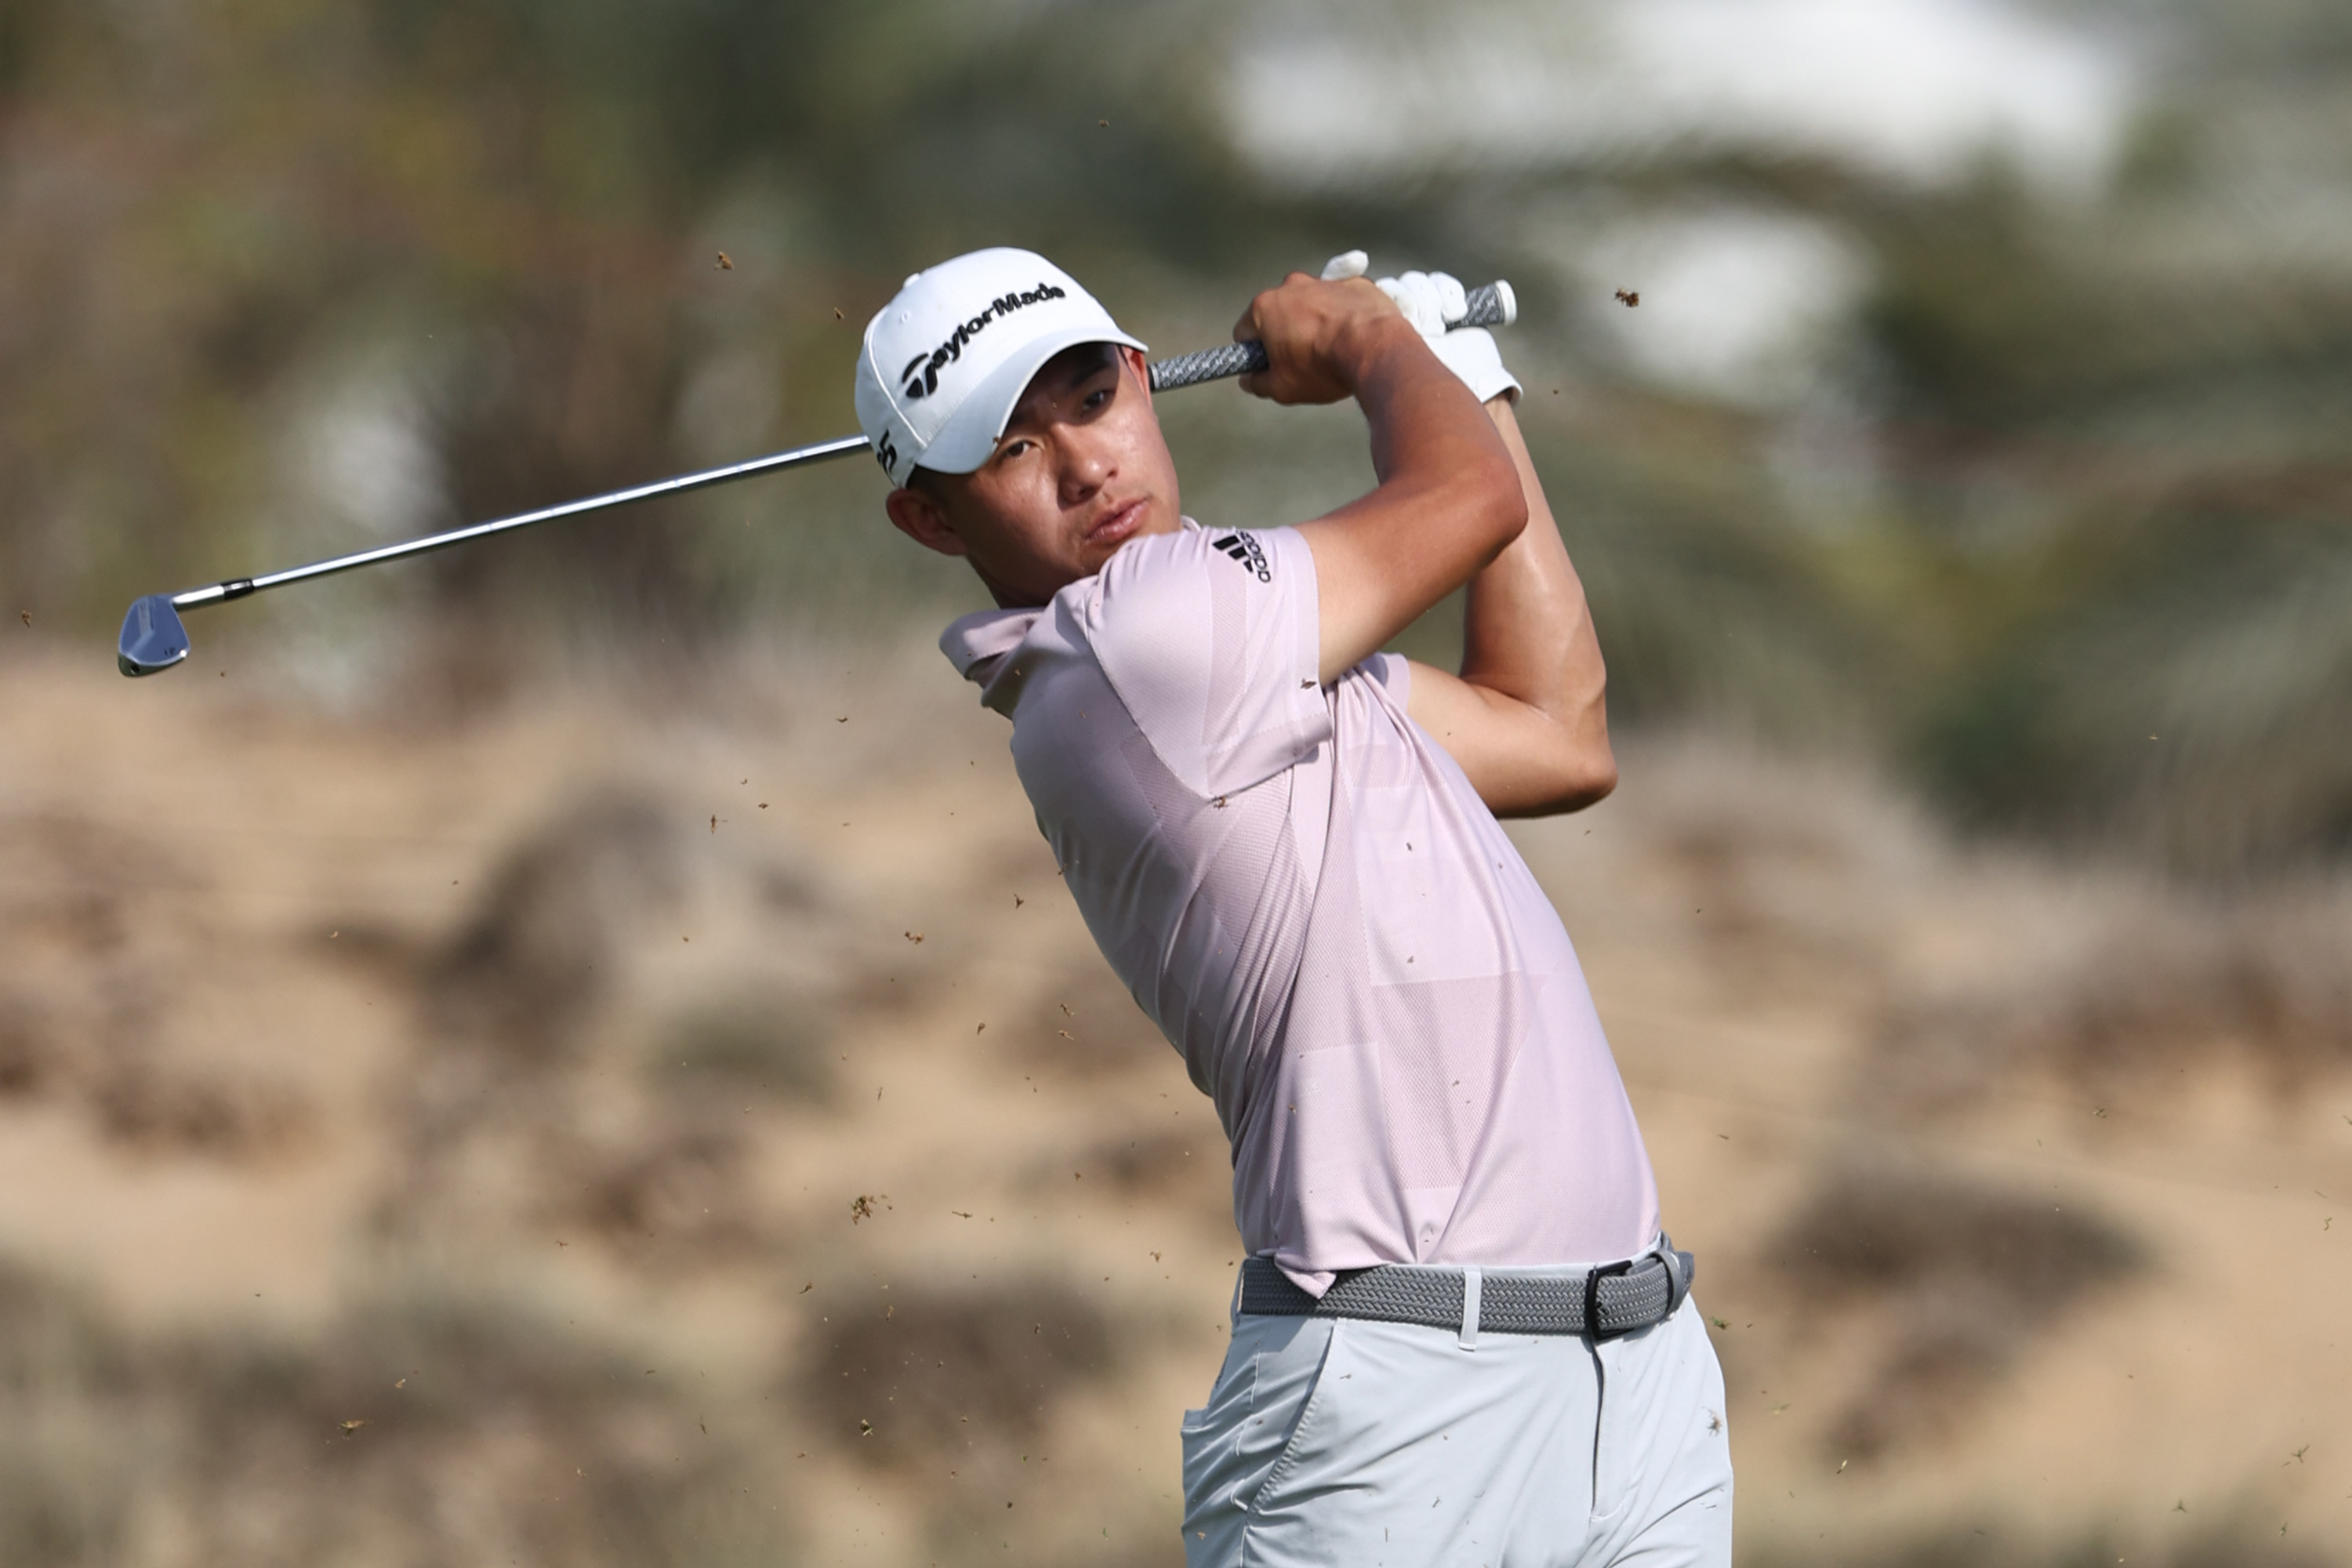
[3,2,2350,1563]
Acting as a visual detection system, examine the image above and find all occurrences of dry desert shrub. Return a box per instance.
[1768,1161,2142,1459]
[1537,735,1945,982]
[1631,737,1937,893]
[0,1265,151,1568]
[1773,1162,2140,1305]
[1874,890,2352,1112]
[799,1278,1113,1473]
[385,789,818,1267]
[0,1262,790,1568]
[0,812,197,961]
[0,993,52,1099]
[169,1298,791,1567]
[382,1036,789,1272]
[655,993,837,1103]
[427,792,684,1059]
[86,1062,315,1165]
[1751,1518,2338,1568]
[0,813,321,1165]
[557,1107,774,1261]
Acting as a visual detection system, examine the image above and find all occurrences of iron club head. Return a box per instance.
[118,594,190,677]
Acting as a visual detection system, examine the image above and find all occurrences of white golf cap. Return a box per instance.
[854,247,1145,488]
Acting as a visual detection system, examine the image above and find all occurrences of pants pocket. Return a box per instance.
[1236,1320,1347,1516]
[1181,1319,1338,1558]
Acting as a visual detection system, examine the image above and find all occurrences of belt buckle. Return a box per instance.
[1583,1256,1636,1338]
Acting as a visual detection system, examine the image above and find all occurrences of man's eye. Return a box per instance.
[1082,387,1113,412]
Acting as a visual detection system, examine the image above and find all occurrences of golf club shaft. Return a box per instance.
[169,434,871,610]
[160,280,1515,613]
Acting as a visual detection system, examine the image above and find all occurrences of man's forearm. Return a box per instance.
[1457,401,1611,762]
[1279,302,1526,685]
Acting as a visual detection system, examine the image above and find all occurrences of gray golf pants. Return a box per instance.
[1180,1290,1731,1567]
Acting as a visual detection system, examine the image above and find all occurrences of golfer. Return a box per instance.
[856,248,1730,1566]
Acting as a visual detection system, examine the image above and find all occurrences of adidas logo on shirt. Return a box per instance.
[1211,532,1272,583]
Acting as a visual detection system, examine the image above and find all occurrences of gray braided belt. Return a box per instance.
[1239,1239,1693,1339]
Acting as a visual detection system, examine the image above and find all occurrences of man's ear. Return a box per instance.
[884,485,968,557]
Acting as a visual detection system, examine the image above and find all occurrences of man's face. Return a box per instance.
[883,343,1182,608]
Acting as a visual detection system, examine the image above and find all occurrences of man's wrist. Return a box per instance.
[1333,313,1436,394]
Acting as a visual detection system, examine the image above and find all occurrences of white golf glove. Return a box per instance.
[1317,248,1515,401]
[1379,267,1520,405]
[1322,252,1519,405]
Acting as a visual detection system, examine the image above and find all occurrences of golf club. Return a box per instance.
[117,281,1515,677]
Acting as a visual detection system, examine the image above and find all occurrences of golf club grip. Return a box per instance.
[1148,280,1515,394]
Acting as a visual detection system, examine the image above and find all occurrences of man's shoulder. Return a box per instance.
[1103,518,1287,585]
[1083,522,1327,800]
[1088,522,1304,638]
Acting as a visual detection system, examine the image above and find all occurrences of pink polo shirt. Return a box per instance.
[943,522,1659,1293]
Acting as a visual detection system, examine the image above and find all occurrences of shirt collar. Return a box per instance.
[937,516,1204,691]
[939,608,1037,682]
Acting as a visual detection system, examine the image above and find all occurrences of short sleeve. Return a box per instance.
[1077,525,1331,799]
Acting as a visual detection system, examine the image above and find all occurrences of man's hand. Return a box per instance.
[1376,270,1523,407]
[1230,271,1416,407]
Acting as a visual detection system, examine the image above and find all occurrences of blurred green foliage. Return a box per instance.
[2,0,2347,877]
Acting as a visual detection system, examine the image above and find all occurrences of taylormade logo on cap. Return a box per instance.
[855,248,1145,488]
[897,280,1066,401]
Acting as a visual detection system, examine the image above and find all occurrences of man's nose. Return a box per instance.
[1056,428,1114,503]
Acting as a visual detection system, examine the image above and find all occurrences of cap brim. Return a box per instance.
[913,325,1149,477]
